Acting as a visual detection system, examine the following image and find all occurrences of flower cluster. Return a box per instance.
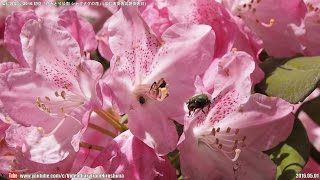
[0,0,319,180]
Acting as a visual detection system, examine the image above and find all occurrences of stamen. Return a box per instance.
[79,142,103,151]
[95,109,128,132]
[88,123,117,138]
[231,149,241,162]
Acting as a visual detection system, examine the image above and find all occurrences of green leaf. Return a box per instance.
[265,120,310,180]
[299,96,320,125]
[256,56,320,104]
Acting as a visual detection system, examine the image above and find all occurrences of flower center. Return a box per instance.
[134,78,169,104]
[36,90,86,117]
[198,126,247,162]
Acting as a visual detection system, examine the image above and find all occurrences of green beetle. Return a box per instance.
[186,93,211,116]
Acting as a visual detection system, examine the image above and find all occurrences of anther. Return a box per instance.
[215,138,219,144]
[252,8,256,13]
[45,96,50,101]
[217,127,220,132]
[61,91,66,99]
[269,19,275,26]
[235,128,240,134]
[218,144,223,149]
[231,149,241,162]
[37,127,44,134]
[226,127,231,133]
[212,128,216,136]
[55,91,59,97]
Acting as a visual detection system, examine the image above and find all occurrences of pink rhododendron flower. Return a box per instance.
[101,7,215,155]
[0,16,103,167]
[144,0,263,60]
[222,0,307,57]
[297,0,320,56]
[140,1,173,38]
[178,51,294,179]
[57,10,97,55]
[90,130,176,180]
[0,0,47,39]
[198,51,264,95]
[166,0,239,57]
[4,10,97,66]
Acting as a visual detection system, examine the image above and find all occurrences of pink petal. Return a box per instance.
[73,166,110,180]
[299,111,320,152]
[128,102,179,155]
[166,0,238,57]
[202,51,259,96]
[97,24,113,60]
[69,2,113,32]
[232,17,263,60]
[108,7,161,82]
[297,1,320,55]
[0,62,21,74]
[5,115,82,164]
[223,0,307,57]
[20,18,82,92]
[0,69,62,131]
[140,3,173,38]
[71,111,118,172]
[92,130,176,180]
[234,148,276,179]
[12,150,76,174]
[216,94,294,151]
[4,10,38,67]
[179,131,276,179]
[58,10,98,54]
[77,60,103,102]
